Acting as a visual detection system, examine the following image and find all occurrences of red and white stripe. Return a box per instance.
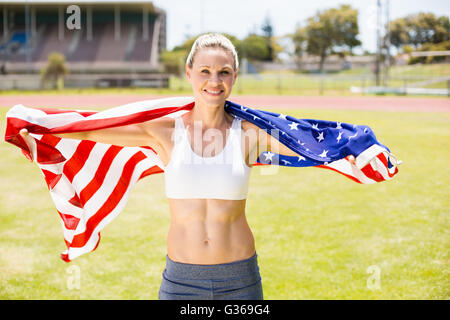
[317,144,400,184]
[5,97,194,262]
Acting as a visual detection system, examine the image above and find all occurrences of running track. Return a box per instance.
[0,94,448,111]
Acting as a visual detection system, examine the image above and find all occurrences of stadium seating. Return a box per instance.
[0,31,29,61]
[35,24,73,62]
[0,9,161,64]
[0,3,168,89]
[127,22,154,61]
[0,23,154,63]
[94,23,131,62]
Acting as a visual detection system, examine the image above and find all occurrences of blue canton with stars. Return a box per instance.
[224,100,392,168]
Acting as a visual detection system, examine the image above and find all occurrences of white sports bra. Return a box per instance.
[164,115,252,200]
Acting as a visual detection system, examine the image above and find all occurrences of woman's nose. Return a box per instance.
[207,73,222,84]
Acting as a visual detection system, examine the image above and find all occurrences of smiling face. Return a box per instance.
[186,47,238,108]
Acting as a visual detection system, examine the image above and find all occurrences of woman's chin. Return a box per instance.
[196,92,228,106]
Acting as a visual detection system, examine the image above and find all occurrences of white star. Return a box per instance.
[281,159,291,165]
[336,122,342,129]
[348,132,358,140]
[288,122,299,130]
[337,131,343,143]
[241,106,248,111]
[319,150,329,158]
[298,156,306,162]
[312,123,319,130]
[316,132,324,142]
[264,151,275,162]
[278,113,287,120]
[253,115,259,120]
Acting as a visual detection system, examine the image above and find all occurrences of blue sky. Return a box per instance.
[152,0,450,54]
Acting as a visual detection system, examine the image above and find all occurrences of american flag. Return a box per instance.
[4,97,401,262]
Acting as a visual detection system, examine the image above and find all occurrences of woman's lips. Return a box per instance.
[203,89,224,96]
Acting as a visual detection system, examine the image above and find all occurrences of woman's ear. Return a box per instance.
[232,68,239,85]
[185,64,191,81]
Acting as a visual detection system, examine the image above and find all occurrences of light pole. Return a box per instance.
[25,1,31,74]
[200,0,205,33]
[375,0,381,86]
[384,0,391,87]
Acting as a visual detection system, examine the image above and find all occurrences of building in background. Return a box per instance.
[0,0,169,89]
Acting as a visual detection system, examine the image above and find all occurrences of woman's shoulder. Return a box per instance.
[240,118,260,132]
[146,116,175,127]
[140,116,176,138]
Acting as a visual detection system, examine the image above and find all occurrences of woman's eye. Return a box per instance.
[200,69,229,75]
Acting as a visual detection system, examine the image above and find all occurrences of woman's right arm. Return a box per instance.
[19,117,173,149]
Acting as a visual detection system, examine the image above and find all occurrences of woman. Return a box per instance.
[20,33,356,300]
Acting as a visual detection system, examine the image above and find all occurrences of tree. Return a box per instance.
[435,16,450,43]
[335,5,360,53]
[241,34,270,61]
[389,18,409,51]
[261,15,274,61]
[408,13,450,46]
[301,4,361,72]
[40,52,69,90]
[291,26,307,69]
[160,49,186,76]
[388,13,450,51]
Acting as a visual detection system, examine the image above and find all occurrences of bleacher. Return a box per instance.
[34,24,73,62]
[127,21,154,61]
[0,1,169,89]
[93,22,129,62]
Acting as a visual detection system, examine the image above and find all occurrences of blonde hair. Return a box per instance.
[186,33,239,71]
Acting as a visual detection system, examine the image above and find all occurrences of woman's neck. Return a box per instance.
[189,100,232,129]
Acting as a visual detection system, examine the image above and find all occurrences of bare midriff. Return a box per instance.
[166,198,256,265]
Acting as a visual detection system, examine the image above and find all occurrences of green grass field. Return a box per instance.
[0,105,448,299]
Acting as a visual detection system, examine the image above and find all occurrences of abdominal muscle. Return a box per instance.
[166,198,256,265]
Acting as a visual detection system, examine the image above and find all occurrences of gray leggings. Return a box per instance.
[158,253,263,300]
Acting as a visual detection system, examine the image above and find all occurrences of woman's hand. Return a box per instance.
[347,155,356,165]
[19,128,29,137]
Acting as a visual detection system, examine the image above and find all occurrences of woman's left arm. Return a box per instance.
[246,121,356,164]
